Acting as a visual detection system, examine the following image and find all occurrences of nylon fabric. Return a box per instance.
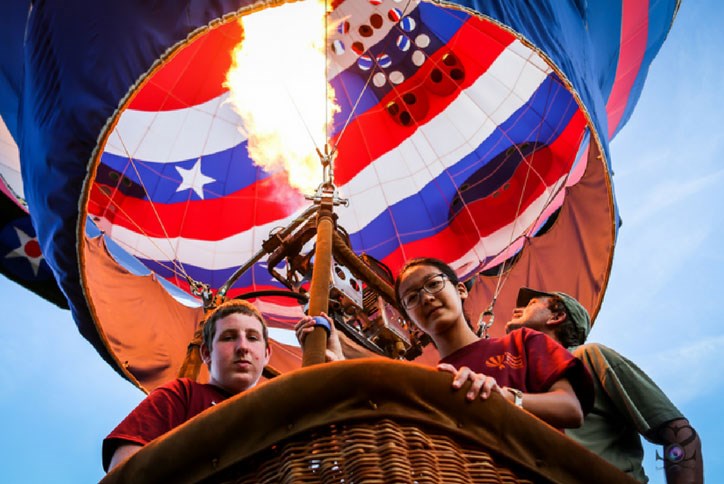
[0,0,679,388]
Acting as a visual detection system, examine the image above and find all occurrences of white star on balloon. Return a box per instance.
[175,159,216,199]
[5,227,44,276]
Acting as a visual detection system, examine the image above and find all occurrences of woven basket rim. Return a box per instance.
[102,359,635,484]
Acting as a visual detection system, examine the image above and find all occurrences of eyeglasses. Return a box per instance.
[401,273,448,310]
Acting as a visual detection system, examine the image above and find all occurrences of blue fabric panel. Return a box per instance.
[17,0,258,376]
[612,0,680,138]
[0,0,30,138]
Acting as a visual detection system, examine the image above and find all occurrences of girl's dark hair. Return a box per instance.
[394,257,461,320]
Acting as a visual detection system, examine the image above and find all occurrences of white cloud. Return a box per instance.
[624,170,724,228]
[635,334,724,405]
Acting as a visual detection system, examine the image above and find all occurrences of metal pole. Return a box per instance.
[301,204,334,367]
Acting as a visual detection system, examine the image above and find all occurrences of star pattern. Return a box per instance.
[175,159,216,199]
[5,226,44,276]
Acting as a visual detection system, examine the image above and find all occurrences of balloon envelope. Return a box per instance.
[1,0,679,390]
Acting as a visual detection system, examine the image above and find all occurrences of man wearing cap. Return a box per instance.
[506,288,703,484]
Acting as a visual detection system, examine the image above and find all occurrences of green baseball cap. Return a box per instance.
[516,287,591,345]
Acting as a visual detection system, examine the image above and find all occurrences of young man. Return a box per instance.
[102,299,271,472]
[506,287,703,483]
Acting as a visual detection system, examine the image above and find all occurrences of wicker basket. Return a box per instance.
[102,359,635,484]
[222,419,533,483]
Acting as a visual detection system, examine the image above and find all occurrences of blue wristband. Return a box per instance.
[312,316,331,335]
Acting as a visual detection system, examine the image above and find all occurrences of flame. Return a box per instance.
[225,1,339,194]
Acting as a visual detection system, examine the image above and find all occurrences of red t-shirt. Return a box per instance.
[440,328,593,413]
[102,378,230,471]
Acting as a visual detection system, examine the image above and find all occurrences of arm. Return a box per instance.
[576,344,701,482]
[507,377,583,429]
[107,443,142,472]
[646,418,703,484]
[437,364,583,429]
[102,379,196,471]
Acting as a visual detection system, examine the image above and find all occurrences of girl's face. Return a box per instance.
[397,264,467,337]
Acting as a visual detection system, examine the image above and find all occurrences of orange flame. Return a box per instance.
[225,1,339,194]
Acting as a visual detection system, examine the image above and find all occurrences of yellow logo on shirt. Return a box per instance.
[485,352,524,370]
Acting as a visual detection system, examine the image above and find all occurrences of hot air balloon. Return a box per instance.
[1,0,680,482]
[0,1,67,309]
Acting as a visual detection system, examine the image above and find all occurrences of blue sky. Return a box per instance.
[1,2,722,482]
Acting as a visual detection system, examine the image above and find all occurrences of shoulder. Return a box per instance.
[440,337,486,363]
[159,377,194,390]
[572,343,658,384]
[174,377,208,392]
[572,343,629,369]
[147,378,197,399]
[102,380,191,471]
[505,327,544,342]
[141,379,226,410]
[512,326,549,341]
[572,342,616,357]
[501,328,575,361]
[514,327,566,350]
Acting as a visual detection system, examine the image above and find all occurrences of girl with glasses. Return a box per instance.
[297,257,593,429]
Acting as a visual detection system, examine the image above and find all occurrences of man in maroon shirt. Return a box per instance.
[103,299,271,472]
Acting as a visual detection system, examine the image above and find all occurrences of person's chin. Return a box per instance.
[425,305,450,322]
[225,374,255,393]
[230,367,253,378]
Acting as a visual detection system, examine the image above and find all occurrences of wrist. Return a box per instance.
[504,387,524,408]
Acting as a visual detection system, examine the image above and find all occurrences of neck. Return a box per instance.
[435,322,479,359]
[540,325,562,345]
[209,378,257,396]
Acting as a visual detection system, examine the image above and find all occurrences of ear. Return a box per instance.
[546,311,567,328]
[200,343,211,366]
[263,343,272,366]
[456,281,468,301]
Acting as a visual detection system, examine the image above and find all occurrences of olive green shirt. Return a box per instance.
[566,343,683,483]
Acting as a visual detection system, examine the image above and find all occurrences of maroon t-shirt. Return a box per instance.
[102,378,230,471]
[440,328,593,413]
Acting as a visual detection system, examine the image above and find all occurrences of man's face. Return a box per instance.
[201,312,271,395]
[505,296,556,334]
